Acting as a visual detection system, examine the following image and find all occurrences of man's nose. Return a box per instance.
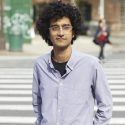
[57,27,64,36]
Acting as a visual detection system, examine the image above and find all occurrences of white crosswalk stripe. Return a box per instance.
[103,57,125,125]
[0,68,35,125]
[0,57,125,125]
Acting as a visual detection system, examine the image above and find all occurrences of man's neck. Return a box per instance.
[52,46,72,63]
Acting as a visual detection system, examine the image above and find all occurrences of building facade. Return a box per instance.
[76,0,125,32]
[32,0,125,33]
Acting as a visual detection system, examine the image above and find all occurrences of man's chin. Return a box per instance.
[54,44,71,50]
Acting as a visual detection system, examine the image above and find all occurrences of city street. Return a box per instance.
[0,0,125,124]
[0,35,125,125]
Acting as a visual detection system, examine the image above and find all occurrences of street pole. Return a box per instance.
[0,0,5,50]
[98,0,104,19]
[71,0,76,5]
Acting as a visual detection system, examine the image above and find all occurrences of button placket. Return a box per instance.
[57,81,63,125]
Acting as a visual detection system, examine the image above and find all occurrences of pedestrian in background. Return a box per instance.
[93,19,111,60]
[32,1,112,125]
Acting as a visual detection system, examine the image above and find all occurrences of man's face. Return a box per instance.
[49,17,74,49]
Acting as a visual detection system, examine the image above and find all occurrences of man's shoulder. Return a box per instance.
[75,51,99,62]
[73,50,101,67]
[34,53,50,65]
[78,52,102,71]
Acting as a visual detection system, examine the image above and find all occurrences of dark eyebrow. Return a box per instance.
[50,24,59,27]
[50,24,71,27]
[62,24,71,26]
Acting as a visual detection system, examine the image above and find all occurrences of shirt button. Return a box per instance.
[58,95,61,99]
[57,122,60,125]
[60,82,63,86]
[58,109,61,112]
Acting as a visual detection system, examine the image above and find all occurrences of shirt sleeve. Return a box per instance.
[32,63,42,125]
[93,60,113,125]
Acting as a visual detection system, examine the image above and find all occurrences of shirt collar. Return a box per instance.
[48,50,54,69]
[48,49,79,70]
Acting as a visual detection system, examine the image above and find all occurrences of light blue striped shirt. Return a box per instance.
[32,50,112,125]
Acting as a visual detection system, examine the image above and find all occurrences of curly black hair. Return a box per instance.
[36,1,82,46]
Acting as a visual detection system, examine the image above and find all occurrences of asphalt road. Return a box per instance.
[0,52,125,125]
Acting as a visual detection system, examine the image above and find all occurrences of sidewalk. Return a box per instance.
[0,35,124,58]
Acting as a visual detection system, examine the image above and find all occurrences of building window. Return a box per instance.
[120,0,125,29]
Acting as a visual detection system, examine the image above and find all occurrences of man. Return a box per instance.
[32,1,112,125]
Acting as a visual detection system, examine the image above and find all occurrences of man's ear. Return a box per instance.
[72,31,75,38]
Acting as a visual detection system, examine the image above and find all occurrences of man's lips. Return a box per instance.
[56,37,65,40]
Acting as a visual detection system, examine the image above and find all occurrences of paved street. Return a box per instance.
[0,51,125,125]
[0,35,125,125]
[103,52,125,125]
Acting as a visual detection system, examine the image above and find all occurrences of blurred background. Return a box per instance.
[0,0,125,54]
[0,0,125,125]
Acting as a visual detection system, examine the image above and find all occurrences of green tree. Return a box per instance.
[0,0,5,50]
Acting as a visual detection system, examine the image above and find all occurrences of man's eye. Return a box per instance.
[63,26,70,30]
[51,26,59,31]
[63,26,72,30]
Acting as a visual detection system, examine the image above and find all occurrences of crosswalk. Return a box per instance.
[0,56,125,125]
[0,68,35,125]
[102,57,125,125]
